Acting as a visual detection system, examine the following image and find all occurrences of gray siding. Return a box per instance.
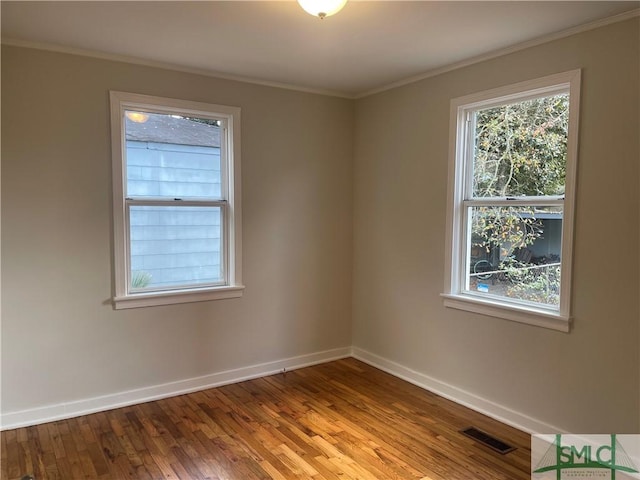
[127,141,223,287]
[127,141,221,198]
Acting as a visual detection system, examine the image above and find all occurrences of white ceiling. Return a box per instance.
[2,1,638,97]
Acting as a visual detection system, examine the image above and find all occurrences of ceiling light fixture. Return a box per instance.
[125,111,149,123]
[298,0,347,19]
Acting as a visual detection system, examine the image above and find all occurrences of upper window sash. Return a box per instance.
[123,113,228,202]
[462,92,571,201]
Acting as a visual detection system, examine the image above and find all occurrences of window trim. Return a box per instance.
[110,91,243,309]
[442,70,581,332]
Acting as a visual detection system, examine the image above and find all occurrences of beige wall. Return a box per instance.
[352,17,639,432]
[1,46,354,416]
[2,16,639,434]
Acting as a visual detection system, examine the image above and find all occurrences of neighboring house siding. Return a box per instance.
[529,218,562,259]
[127,142,222,198]
[126,140,222,287]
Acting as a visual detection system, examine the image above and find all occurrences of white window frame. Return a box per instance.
[442,70,581,332]
[110,91,243,309]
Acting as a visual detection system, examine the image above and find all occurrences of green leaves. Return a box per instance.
[473,94,569,198]
[471,206,542,253]
[131,271,152,288]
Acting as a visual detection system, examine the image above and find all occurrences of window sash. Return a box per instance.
[124,113,227,202]
[463,92,570,201]
[125,199,229,294]
[457,201,564,312]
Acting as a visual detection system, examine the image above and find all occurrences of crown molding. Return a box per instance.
[0,37,356,99]
[356,8,640,99]
[2,8,638,100]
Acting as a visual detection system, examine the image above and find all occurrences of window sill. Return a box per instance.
[440,293,571,332]
[113,285,245,309]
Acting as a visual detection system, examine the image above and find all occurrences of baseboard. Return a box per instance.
[0,346,352,430]
[352,347,563,435]
[2,346,564,434]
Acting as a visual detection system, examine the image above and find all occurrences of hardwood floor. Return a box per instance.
[1,358,531,479]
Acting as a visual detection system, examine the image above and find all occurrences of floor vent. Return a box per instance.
[460,427,516,454]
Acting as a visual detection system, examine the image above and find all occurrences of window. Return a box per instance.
[110,92,243,308]
[442,71,580,331]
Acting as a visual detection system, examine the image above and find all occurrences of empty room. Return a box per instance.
[1,1,639,479]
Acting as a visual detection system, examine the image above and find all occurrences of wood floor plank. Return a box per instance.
[1,359,531,479]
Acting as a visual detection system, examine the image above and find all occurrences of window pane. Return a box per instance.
[125,111,222,199]
[466,206,562,308]
[472,93,568,198]
[129,206,223,289]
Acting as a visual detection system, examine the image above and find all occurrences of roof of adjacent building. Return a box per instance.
[125,113,220,148]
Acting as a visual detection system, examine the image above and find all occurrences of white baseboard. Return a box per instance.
[1,347,352,430]
[2,346,563,435]
[352,346,563,435]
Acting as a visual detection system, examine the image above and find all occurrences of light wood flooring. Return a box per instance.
[1,358,531,479]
